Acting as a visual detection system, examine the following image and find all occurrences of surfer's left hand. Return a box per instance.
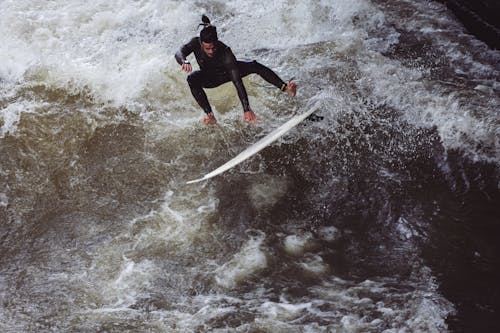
[203,112,217,125]
[285,81,297,97]
[243,110,258,125]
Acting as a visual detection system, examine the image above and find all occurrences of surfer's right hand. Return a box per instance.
[182,63,192,73]
[243,110,258,125]
[286,81,297,97]
[203,112,217,125]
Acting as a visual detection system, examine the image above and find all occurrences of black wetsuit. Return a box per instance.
[175,37,287,114]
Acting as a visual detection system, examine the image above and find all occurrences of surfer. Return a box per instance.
[175,15,297,125]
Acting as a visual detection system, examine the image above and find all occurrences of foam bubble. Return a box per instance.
[283,232,314,256]
[299,254,329,275]
[0,193,8,207]
[317,226,340,242]
[260,300,312,320]
[0,103,22,137]
[396,216,418,240]
[0,100,44,137]
[247,175,288,209]
[0,39,36,84]
[215,234,268,289]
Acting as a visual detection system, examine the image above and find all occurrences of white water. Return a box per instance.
[1,0,497,160]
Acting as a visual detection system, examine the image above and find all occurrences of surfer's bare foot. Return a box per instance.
[243,110,258,125]
[286,81,297,97]
[203,112,217,125]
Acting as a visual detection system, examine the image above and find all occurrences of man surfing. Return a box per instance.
[175,15,297,125]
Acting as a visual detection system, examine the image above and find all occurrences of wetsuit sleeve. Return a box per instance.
[175,38,197,65]
[223,48,250,112]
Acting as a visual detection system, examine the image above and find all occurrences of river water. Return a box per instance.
[1,0,499,332]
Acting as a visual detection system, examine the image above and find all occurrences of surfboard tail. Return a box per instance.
[186,177,206,184]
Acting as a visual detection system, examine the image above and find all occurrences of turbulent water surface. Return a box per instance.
[1,0,499,332]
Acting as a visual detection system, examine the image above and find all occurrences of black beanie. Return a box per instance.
[200,25,218,43]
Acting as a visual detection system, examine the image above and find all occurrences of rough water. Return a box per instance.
[1,0,499,332]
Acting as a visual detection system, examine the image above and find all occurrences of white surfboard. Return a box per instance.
[186,104,320,184]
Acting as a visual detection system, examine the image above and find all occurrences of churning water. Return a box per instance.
[1,0,499,332]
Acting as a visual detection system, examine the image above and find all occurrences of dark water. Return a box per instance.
[423,157,500,332]
[374,1,500,329]
[1,0,499,332]
[436,0,500,49]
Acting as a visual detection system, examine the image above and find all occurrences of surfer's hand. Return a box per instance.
[203,112,217,125]
[243,110,258,125]
[286,81,297,97]
[182,63,192,73]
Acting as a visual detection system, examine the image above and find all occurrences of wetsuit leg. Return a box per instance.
[237,60,286,90]
[187,71,224,114]
[187,62,285,114]
[187,70,236,114]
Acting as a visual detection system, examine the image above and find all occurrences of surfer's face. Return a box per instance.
[201,41,217,57]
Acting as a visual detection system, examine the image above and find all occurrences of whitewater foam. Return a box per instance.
[0,0,200,108]
[0,193,8,207]
[215,233,268,289]
[247,175,288,209]
[283,232,315,257]
[1,101,26,138]
[299,254,329,275]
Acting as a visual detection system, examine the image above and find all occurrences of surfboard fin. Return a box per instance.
[306,113,324,122]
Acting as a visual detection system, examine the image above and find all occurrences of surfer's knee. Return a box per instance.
[186,74,196,86]
[187,73,201,88]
